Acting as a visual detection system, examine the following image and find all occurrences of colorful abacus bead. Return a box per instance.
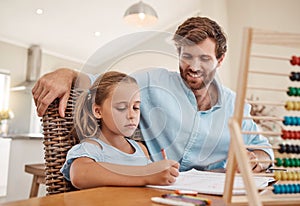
[287,87,297,96]
[274,171,300,181]
[287,87,299,96]
[290,72,300,81]
[273,184,300,194]
[285,101,294,110]
[281,130,300,140]
[283,116,300,126]
[295,102,300,110]
[283,116,291,125]
[285,101,300,111]
[297,131,300,139]
[290,56,300,66]
[281,130,288,139]
[297,88,300,96]
[283,158,291,167]
[275,157,283,166]
[278,144,285,153]
[278,144,300,154]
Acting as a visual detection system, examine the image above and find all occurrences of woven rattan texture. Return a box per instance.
[42,89,81,195]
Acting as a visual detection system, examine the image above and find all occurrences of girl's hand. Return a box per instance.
[144,160,180,185]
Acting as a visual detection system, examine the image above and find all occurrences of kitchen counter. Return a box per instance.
[1,133,43,140]
[4,134,45,202]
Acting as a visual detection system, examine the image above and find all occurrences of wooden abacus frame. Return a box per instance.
[223,28,300,205]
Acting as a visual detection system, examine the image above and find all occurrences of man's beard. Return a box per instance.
[180,67,216,91]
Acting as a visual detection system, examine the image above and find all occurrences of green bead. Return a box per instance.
[296,159,300,167]
[276,157,283,166]
[291,158,296,167]
[297,88,300,96]
[291,87,297,95]
[283,158,291,167]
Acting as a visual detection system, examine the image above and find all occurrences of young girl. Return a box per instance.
[61,71,179,189]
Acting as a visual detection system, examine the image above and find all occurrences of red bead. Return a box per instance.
[290,56,298,66]
[282,130,287,139]
[286,130,291,139]
[296,131,300,140]
[291,131,296,139]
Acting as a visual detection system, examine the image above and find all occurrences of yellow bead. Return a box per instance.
[288,172,294,180]
[285,101,294,110]
[296,172,300,181]
[281,171,288,180]
[296,102,300,110]
[274,171,281,181]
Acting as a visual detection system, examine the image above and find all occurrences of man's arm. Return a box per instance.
[32,68,90,117]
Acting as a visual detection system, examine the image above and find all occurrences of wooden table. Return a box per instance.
[0,187,225,206]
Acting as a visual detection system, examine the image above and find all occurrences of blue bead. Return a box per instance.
[291,117,298,125]
[281,185,286,194]
[273,185,281,194]
[296,184,300,193]
[285,184,291,193]
[290,184,296,193]
[283,116,290,125]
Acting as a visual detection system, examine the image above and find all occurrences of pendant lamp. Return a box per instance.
[123,1,158,27]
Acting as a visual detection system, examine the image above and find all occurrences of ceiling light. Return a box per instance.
[123,1,158,27]
[94,31,101,37]
[36,8,44,15]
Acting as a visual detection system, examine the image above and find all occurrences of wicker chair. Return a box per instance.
[41,88,82,195]
[40,86,143,195]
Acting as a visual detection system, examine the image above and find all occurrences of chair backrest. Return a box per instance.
[42,88,81,195]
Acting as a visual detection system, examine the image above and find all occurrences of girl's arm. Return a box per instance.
[69,157,179,189]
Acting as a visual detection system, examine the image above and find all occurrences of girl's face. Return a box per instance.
[93,82,141,138]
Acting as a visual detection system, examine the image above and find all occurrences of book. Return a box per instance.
[147,169,273,195]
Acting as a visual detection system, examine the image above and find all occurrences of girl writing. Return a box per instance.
[61,71,179,189]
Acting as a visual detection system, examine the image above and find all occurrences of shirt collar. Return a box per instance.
[179,75,224,112]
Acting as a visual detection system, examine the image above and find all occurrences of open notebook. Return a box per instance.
[147,169,273,195]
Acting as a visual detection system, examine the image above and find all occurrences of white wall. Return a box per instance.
[0,41,84,134]
[227,0,300,91]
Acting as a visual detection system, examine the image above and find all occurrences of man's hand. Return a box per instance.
[32,68,78,117]
[237,150,272,173]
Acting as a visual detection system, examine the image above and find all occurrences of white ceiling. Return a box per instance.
[0,0,201,64]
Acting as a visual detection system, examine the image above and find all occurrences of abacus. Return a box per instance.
[223,28,300,205]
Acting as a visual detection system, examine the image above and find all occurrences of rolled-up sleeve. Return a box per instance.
[242,104,274,161]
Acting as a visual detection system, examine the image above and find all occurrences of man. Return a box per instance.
[33,16,273,172]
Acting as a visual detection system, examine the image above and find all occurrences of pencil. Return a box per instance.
[161,149,168,159]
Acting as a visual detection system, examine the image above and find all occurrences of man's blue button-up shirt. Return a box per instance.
[132,68,274,171]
